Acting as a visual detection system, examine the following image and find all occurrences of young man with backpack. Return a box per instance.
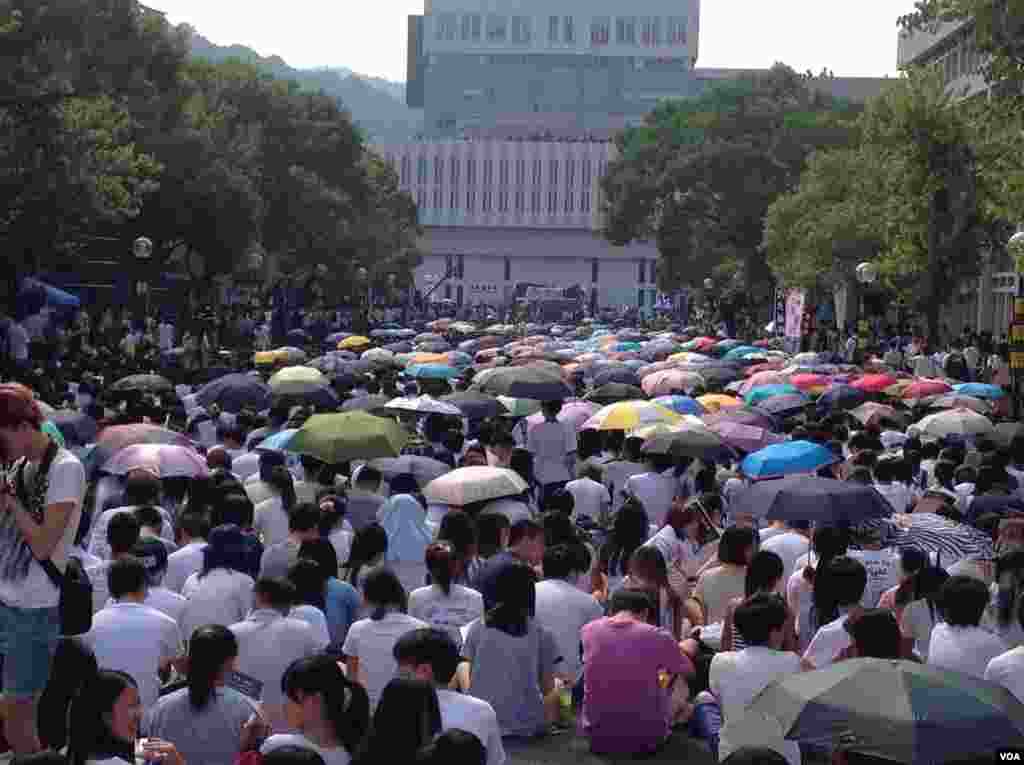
[0,383,86,754]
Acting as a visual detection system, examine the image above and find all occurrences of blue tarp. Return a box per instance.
[20,278,81,308]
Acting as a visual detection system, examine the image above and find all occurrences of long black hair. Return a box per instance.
[484,562,536,637]
[267,465,297,514]
[187,625,239,711]
[602,498,649,579]
[355,677,441,765]
[342,523,388,588]
[68,670,137,765]
[289,558,329,612]
[282,654,370,754]
[38,638,98,751]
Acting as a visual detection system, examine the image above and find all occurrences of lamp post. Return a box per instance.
[855,261,879,362]
[132,236,153,325]
[1007,231,1024,417]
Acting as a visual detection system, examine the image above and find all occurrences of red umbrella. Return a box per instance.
[851,374,898,393]
[791,373,832,392]
[902,380,953,400]
[693,337,718,351]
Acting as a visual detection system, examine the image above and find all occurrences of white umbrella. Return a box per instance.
[384,396,462,416]
[915,407,994,439]
[423,466,529,506]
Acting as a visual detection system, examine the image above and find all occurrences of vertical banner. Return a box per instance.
[784,289,806,339]
[773,288,786,335]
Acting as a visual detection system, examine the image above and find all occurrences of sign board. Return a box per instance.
[784,289,806,340]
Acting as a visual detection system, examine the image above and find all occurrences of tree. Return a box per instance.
[600,63,861,318]
[765,69,1006,344]
[899,0,1024,89]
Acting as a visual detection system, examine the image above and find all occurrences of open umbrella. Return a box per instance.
[403,363,460,380]
[369,455,450,487]
[851,373,898,393]
[423,466,529,506]
[697,394,743,413]
[744,384,805,407]
[441,392,506,420]
[84,424,193,475]
[747,658,1024,764]
[704,408,777,431]
[287,412,409,464]
[102,443,208,478]
[110,374,174,397]
[915,408,994,439]
[196,374,271,413]
[849,402,905,428]
[257,429,299,452]
[816,384,867,414]
[497,397,542,418]
[471,364,572,401]
[953,382,1006,400]
[706,421,785,454]
[641,369,705,396]
[641,423,733,460]
[901,379,953,401]
[583,401,682,431]
[384,396,462,416]
[928,394,991,415]
[337,336,371,350]
[586,383,646,405]
[731,476,892,523]
[741,440,839,480]
[651,395,706,417]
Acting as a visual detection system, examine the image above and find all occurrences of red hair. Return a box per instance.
[0,384,43,429]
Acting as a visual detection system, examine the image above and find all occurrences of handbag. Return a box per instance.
[15,440,93,636]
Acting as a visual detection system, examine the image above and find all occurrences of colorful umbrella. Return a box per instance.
[287,412,410,463]
[901,380,953,400]
[582,401,682,431]
[816,384,867,414]
[706,421,784,454]
[851,374,898,393]
[337,336,371,350]
[268,366,328,396]
[849,402,904,428]
[641,369,705,396]
[741,440,838,480]
[403,363,461,380]
[697,394,743,413]
[423,466,529,506]
[744,384,805,407]
[651,395,707,417]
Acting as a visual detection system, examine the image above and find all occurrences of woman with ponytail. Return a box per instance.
[897,565,950,660]
[786,526,848,650]
[255,466,299,546]
[408,543,484,649]
[142,626,264,765]
[261,654,371,765]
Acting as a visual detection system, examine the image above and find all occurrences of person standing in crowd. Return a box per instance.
[164,509,210,593]
[0,383,86,754]
[526,400,576,507]
[928,575,1008,678]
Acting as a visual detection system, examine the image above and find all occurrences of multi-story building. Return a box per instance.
[375,138,662,311]
[897,20,1017,339]
[407,0,701,137]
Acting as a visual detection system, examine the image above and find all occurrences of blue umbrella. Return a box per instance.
[741,440,838,480]
[258,428,299,451]
[953,383,1006,400]
[196,374,272,413]
[652,395,707,416]
[404,364,460,380]
[744,384,805,406]
[816,384,867,414]
[723,346,763,361]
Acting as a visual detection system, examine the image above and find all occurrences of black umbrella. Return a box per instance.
[731,476,893,524]
[110,374,174,397]
[755,395,813,416]
[272,387,340,410]
[586,383,646,405]
[593,368,642,387]
[442,392,507,420]
[383,341,414,353]
[196,374,272,413]
[341,395,391,413]
[50,410,98,446]
[472,366,572,401]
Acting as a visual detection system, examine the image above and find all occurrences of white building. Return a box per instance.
[375,138,662,311]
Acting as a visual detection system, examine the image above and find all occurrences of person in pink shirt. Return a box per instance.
[877,547,927,621]
[580,589,694,755]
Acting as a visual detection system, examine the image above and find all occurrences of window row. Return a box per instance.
[433,12,687,48]
[399,157,604,189]
[413,188,593,214]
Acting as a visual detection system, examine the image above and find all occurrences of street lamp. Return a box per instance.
[855,261,879,360]
[132,237,153,323]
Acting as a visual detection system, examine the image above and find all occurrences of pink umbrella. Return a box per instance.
[706,421,786,454]
[526,400,600,433]
[744,361,786,377]
[641,369,705,396]
[790,373,832,392]
[740,371,789,394]
[102,443,208,478]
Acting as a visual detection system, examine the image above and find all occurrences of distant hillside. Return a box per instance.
[187,31,422,143]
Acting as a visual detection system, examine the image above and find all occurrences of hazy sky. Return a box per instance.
[155,1,918,83]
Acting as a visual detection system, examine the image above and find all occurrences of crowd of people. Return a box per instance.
[0,308,1020,765]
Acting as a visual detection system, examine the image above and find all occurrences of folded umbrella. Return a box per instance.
[731,476,892,523]
[423,466,529,506]
[741,440,838,480]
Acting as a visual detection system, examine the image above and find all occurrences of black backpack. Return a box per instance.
[15,442,93,636]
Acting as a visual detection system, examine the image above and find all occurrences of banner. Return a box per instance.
[784,289,806,340]
[773,288,786,336]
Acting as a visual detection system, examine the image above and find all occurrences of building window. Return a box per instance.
[581,191,591,213]
[564,16,575,43]
[466,159,476,185]
[511,16,531,44]
[400,157,411,186]
[433,157,444,184]
[514,190,524,211]
[504,257,511,281]
[461,13,481,41]
[450,160,460,186]
[465,190,475,211]
[483,159,493,185]
[482,191,492,211]
[486,14,507,42]
[433,189,443,209]
[566,159,575,187]
[515,159,526,185]
[450,190,457,209]
[532,159,543,185]
[547,191,557,213]
[499,159,509,185]
[591,259,599,283]
[416,157,428,184]
[667,16,687,45]
[590,17,610,46]
[638,288,645,306]
[457,254,465,279]
[498,190,509,212]
[531,191,541,212]
[638,261,646,284]
[641,17,662,46]
[548,15,559,43]
[549,159,559,185]
[616,17,636,45]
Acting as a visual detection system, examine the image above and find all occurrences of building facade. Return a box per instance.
[375,138,661,311]
[407,0,701,137]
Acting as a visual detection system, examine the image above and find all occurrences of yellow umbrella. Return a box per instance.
[582,401,682,431]
[697,394,743,413]
[254,351,279,366]
[407,352,450,367]
[338,336,371,350]
[632,416,704,439]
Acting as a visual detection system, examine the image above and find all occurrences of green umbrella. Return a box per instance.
[286,412,410,464]
[747,658,1024,764]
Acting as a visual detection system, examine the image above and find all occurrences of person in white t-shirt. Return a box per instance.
[928,575,1008,679]
[342,567,428,710]
[565,465,611,523]
[623,458,678,529]
[760,522,811,588]
[0,384,86,754]
[409,542,484,649]
[534,545,604,682]
[158,319,175,352]
[85,557,184,710]
[526,401,577,504]
[395,628,507,765]
[985,597,1024,702]
[847,527,900,609]
[163,510,209,593]
[803,556,868,669]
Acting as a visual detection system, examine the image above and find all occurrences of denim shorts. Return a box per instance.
[0,603,60,696]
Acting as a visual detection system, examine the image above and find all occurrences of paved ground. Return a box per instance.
[505,730,717,765]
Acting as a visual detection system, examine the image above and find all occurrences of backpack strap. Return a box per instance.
[15,439,64,588]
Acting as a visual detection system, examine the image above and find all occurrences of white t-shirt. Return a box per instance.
[565,477,610,521]
[526,420,576,486]
[86,602,183,708]
[408,584,484,648]
[437,689,506,765]
[848,548,900,608]
[164,541,207,594]
[901,599,940,660]
[254,496,290,546]
[0,448,85,608]
[602,461,645,511]
[623,472,677,527]
[342,611,429,710]
[290,604,332,646]
[985,646,1024,703]
[927,623,1007,679]
[534,578,604,679]
[262,734,349,765]
[88,505,174,561]
[104,586,187,624]
[710,646,802,765]
[8,322,28,360]
[760,532,810,587]
[181,569,255,639]
[803,612,853,669]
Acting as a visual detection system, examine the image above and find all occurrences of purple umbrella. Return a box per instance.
[706,421,785,454]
